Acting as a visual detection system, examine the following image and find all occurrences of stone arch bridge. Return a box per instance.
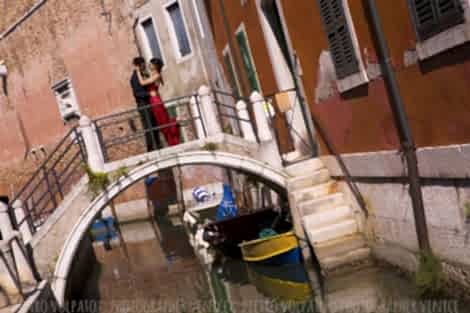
[0,87,368,312]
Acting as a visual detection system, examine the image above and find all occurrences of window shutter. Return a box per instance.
[409,0,464,41]
[435,0,465,32]
[317,0,359,80]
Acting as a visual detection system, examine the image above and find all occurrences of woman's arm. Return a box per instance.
[137,70,160,86]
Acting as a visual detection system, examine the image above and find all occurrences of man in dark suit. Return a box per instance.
[130,57,161,151]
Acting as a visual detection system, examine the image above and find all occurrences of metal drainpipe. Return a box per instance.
[0,0,48,41]
[364,0,431,252]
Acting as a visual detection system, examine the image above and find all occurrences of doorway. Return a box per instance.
[256,0,311,158]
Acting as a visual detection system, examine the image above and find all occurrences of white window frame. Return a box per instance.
[334,0,369,93]
[163,0,194,63]
[137,14,166,64]
[222,44,242,96]
[414,0,470,60]
[235,23,263,94]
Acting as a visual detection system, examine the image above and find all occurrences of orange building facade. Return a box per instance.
[206,0,470,154]
[205,0,470,285]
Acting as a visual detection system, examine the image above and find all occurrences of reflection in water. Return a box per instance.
[78,212,467,313]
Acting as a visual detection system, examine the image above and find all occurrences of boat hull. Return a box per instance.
[247,264,311,302]
[239,231,302,265]
[203,208,291,257]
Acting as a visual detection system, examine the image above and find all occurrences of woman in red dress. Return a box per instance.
[137,58,180,146]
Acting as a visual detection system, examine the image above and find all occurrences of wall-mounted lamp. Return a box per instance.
[39,145,47,157]
[0,60,7,96]
[0,60,7,77]
[30,148,39,161]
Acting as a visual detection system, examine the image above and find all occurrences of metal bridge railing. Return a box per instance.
[6,88,258,238]
[9,128,87,235]
[0,231,40,301]
[93,90,254,163]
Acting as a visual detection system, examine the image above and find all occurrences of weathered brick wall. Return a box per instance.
[0,0,140,165]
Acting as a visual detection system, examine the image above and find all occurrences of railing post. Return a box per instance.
[79,116,105,172]
[0,203,36,293]
[235,100,256,142]
[250,91,272,142]
[12,200,32,244]
[198,85,222,136]
[190,95,206,139]
[0,203,20,296]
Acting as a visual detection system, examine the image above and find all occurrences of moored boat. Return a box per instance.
[203,208,292,258]
[238,231,302,265]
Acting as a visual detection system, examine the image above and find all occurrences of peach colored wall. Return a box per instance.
[206,0,470,154]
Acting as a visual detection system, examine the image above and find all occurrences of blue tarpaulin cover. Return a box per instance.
[216,184,238,221]
[90,217,118,242]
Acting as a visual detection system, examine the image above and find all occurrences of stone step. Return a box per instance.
[314,233,367,260]
[285,158,325,176]
[298,193,345,216]
[321,247,371,271]
[303,206,352,230]
[292,181,336,203]
[305,219,358,244]
[287,169,330,191]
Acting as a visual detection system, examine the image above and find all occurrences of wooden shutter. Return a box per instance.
[236,31,261,92]
[436,0,465,33]
[409,0,464,41]
[317,0,359,80]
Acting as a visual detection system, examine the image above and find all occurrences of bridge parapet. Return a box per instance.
[3,86,321,309]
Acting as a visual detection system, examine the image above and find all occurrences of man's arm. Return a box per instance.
[130,76,149,99]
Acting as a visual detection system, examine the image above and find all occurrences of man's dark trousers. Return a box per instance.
[137,99,161,151]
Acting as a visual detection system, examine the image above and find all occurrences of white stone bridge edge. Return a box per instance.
[0,84,297,310]
[51,150,290,306]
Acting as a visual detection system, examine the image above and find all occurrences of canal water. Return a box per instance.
[78,213,468,313]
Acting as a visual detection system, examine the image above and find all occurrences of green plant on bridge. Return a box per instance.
[464,202,470,222]
[112,165,129,181]
[415,250,443,298]
[84,164,110,198]
[223,123,233,135]
[203,142,218,151]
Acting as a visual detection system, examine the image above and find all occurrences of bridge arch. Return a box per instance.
[52,150,289,305]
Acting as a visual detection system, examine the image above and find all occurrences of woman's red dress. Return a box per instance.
[148,84,180,146]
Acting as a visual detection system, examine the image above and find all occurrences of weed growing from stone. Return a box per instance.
[415,250,443,298]
[112,166,129,181]
[464,202,470,223]
[84,164,110,198]
[203,142,218,151]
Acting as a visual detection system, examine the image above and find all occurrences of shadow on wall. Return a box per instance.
[418,42,470,74]
[314,50,370,103]
[340,83,369,101]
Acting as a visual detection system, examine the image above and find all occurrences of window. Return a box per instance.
[139,17,164,61]
[222,46,241,97]
[317,0,360,80]
[166,1,192,58]
[235,25,261,92]
[408,0,465,41]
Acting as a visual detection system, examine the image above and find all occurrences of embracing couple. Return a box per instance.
[130,57,180,151]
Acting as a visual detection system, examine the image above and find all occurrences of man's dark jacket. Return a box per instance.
[130,71,148,102]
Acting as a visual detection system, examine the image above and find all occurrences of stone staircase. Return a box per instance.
[286,158,370,275]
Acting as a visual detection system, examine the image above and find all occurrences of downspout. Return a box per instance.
[0,0,48,41]
[364,0,430,252]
